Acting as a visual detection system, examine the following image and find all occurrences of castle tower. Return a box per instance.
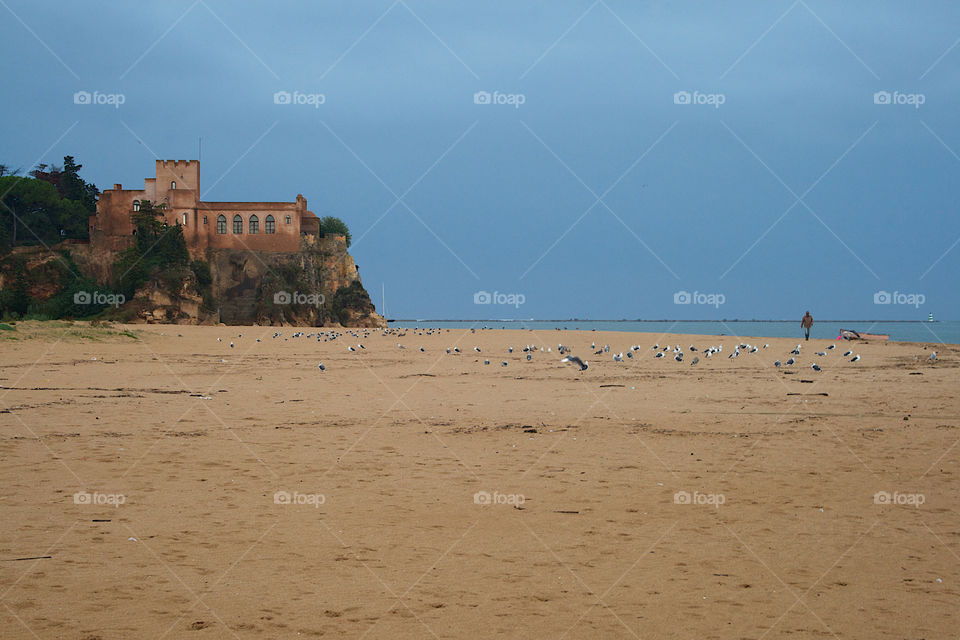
[155,160,200,194]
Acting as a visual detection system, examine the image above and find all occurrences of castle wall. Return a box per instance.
[91,160,317,259]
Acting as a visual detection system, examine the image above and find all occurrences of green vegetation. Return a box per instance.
[331,280,375,324]
[320,216,351,247]
[0,156,98,251]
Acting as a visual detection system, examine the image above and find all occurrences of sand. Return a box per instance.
[0,321,957,639]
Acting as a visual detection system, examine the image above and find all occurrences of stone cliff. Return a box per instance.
[1,235,385,327]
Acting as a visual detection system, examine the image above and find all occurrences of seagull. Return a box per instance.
[675,354,683,362]
[501,361,508,367]
[508,347,514,353]
[811,363,821,372]
[526,353,532,361]
[763,344,769,349]
[317,362,326,372]
[827,344,835,350]
[791,345,801,355]
[454,347,461,353]
[348,346,355,352]
[484,359,490,365]
[850,354,860,362]
[774,360,781,367]
[230,342,234,348]
[419,347,425,352]
[626,351,633,359]
[749,347,758,353]
[561,355,588,371]
[691,356,700,366]
[786,357,795,366]
[655,352,664,359]
[843,350,853,357]
[445,348,451,354]
[929,351,937,361]
[815,351,826,356]
[613,352,624,362]
[474,347,481,353]
[689,345,697,352]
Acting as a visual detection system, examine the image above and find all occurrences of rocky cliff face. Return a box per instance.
[208,235,385,327]
[1,235,385,327]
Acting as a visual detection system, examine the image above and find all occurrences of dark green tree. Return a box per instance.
[319,216,351,247]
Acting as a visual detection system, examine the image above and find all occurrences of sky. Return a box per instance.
[2,0,958,320]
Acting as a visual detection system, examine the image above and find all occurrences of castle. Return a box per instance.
[90,160,320,257]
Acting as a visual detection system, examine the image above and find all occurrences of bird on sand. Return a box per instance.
[843,350,853,357]
[785,357,795,366]
[929,352,937,361]
[561,355,588,371]
[850,354,860,362]
[811,363,821,372]
[774,360,781,367]
[317,362,326,372]
[691,356,700,366]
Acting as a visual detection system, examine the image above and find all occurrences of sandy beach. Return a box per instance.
[1,322,957,639]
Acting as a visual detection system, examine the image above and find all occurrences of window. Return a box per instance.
[132,200,140,211]
[233,214,243,234]
[249,214,259,234]
[171,181,176,190]
[182,213,187,226]
[285,215,291,224]
[265,215,275,234]
[216,215,226,234]
[203,215,208,224]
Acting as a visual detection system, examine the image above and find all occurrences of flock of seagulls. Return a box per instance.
[210,326,942,375]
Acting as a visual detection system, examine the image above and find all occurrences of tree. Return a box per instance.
[319,216,351,247]
[0,176,62,246]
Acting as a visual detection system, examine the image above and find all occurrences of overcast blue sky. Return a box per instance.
[2,1,958,319]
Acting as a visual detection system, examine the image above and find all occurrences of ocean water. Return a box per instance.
[389,320,960,345]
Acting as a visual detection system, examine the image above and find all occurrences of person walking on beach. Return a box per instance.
[801,311,814,341]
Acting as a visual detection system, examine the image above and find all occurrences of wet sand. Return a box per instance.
[1,322,957,639]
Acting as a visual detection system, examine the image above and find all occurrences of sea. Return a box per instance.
[388,320,960,345]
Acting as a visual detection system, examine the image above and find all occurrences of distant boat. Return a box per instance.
[840,329,889,341]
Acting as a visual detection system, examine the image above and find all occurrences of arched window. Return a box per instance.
[233,214,243,234]
[182,213,187,226]
[285,215,291,224]
[265,215,275,234]
[216,215,226,234]
[132,200,140,211]
[249,215,259,234]
[171,181,177,190]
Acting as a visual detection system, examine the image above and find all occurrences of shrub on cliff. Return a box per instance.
[330,280,375,325]
[320,216,351,247]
